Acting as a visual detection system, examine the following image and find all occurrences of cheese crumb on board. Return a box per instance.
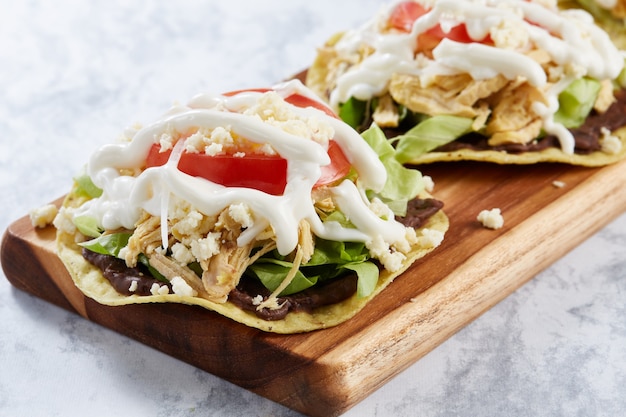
[29,204,58,228]
[552,180,566,188]
[477,208,504,230]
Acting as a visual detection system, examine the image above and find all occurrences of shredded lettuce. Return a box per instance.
[361,124,424,216]
[339,96,368,129]
[73,215,103,238]
[74,172,102,198]
[78,232,131,257]
[553,77,601,129]
[393,115,474,164]
[247,239,378,297]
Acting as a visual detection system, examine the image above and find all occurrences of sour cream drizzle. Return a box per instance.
[329,0,624,154]
[75,80,409,257]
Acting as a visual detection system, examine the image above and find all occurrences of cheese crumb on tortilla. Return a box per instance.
[150,283,170,296]
[53,206,77,234]
[600,127,623,154]
[171,276,197,297]
[477,208,504,230]
[416,228,445,248]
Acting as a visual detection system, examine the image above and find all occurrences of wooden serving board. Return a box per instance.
[3,158,626,416]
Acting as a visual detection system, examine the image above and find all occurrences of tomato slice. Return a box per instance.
[316,140,351,187]
[146,140,351,195]
[223,88,337,118]
[146,144,288,195]
[388,1,492,51]
[283,93,338,118]
[145,88,351,195]
[388,1,428,32]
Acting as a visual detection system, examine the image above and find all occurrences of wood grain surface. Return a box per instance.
[3,157,626,416]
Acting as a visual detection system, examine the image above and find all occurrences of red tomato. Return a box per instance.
[388,1,428,32]
[388,1,492,51]
[145,88,352,195]
[146,144,288,195]
[223,88,337,118]
[315,140,351,187]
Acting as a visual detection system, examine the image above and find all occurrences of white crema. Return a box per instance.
[328,0,624,154]
[74,80,413,257]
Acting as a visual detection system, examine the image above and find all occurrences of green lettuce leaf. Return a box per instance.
[74,171,103,198]
[342,261,379,298]
[247,260,320,296]
[78,232,131,257]
[339,96,368,129]
[361,124,424,216]
[73,215,103,238]
[553,77,601,129]
[247,238,378,297]
[393,115,474,164]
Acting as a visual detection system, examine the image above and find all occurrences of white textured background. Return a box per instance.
[1,1,625,416]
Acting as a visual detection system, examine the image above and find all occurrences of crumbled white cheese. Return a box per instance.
[366,235,406,272]
[52,206,77,234]
[128,280,138,293]
[477,208,504,230]
[172,209,203,236]
[600,127,622,155]
[190,232,221,261]
[150,283,170,295]
[252,295,264,306]
[422,175,435,193]
[184,126,236,154]
[185,131,207,153]
[552,180,566,188]
[170,276,197,297]
[204,142,223,156]
[170,242,195,265]
[369,197,393,219]
[490,18,529,50]
[158,132,174,151]
[29,204,59,228]
[229,203,253,228]
[243,91,334,145]
[416,228,445,248]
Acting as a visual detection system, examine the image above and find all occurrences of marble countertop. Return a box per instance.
[1,1,625,416]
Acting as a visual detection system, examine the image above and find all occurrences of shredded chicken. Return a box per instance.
[389,73,506,119]
[594,79,616,113]
[200,239,276,303]
[124,211,162,267]
[148,251,209,298]
[196,208,276,302]
[484,80,547,146]
[372,94,400,127]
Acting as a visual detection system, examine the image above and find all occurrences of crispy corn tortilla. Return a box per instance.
[56,185,449,334]
[407,126,626,166]
[306,32,626,167]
